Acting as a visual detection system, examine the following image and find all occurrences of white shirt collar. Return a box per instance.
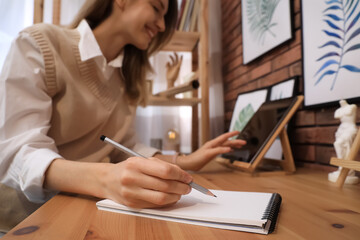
[76,19,123,68]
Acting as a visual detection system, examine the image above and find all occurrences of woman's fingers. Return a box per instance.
[205,131,240,148]
[203,146,233,158]
[137,157,193,184]
[169,54,175,64]
[120,187,182,208]
[174,52,179,62]
[124,170,191,195]
[222,139,247,148]
[108,157,193,209]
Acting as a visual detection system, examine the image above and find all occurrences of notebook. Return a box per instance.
[96,190,282,234]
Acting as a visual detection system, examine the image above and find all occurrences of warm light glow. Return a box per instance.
[168,130,177,140]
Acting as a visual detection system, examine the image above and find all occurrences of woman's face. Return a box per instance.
[116,0,169,50]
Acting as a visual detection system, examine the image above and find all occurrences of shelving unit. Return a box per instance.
[34,0,61,24]
[148,0,210,150]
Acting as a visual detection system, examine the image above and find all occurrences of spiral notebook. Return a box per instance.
[96,190,282,234]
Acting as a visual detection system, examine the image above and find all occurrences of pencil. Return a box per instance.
[100,135,217,198]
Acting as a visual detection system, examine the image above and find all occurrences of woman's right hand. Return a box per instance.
[102,157,193,208]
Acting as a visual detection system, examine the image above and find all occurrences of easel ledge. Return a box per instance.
[216,96,304,176]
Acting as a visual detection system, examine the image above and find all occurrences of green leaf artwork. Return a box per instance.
[233,103,255,133]
[246,0,281,45]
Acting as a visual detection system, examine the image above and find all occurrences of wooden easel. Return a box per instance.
[330,128,360,188]
[216,96,304,176]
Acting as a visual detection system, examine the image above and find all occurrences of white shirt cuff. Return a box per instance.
[20,149,63,203]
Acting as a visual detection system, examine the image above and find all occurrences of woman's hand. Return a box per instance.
[102,157,192,208]
[177,131,246,171]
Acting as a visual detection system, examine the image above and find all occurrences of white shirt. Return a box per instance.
[0,20,125,203]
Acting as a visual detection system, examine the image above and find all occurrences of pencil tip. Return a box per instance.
[100,135,106,141]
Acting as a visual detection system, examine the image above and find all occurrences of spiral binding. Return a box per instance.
[261,193,282,234]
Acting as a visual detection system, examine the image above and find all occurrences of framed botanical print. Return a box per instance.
[302,0,360,107]
[229,88,268,136]
[242,0,293,64]
[269,77,297,101]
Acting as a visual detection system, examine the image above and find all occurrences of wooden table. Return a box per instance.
[3,163,360,240]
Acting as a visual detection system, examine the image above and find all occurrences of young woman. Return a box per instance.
[0,0,245,231]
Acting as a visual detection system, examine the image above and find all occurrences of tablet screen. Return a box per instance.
[223,97,298,163]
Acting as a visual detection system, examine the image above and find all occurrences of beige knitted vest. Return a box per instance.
[0,23,137,231]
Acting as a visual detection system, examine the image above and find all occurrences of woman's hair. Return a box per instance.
[70,0,178,106]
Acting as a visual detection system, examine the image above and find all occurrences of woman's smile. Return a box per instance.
[145,25,156,41]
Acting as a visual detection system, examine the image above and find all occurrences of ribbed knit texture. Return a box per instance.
[1,23,138,231]
[25,25,58,97]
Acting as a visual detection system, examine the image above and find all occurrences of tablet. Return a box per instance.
[223,97,299,163]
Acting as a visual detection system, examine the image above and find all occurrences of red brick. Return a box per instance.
[222,25,242,48]
[225,72,250,91]
[290,29,301,48]
[294,12,301,30]
[258,44,290,64]
[223,45,242,67]
[224,89,239,102]
[225,111,233,121]
[292,145,315,162]
[294,110,316,126]
[224,64,255,83]
[289,61,302,77]
[224,55,243,74]
[291,127,317,144]
[259,68,289,87]
[271,45,302,71]
[315,146,336,164]
[250,62,272,80]
[222,0,240,20]
[222,5,241,36]
[294,0,301,14]
[223,35,242,56]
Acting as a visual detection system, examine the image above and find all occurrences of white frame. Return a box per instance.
[242,0,293,64]
[302,0,360,107]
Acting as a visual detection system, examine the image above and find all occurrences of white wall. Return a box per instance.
[0,0,34,71]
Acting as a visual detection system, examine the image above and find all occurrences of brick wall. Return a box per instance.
[221,0,360,170]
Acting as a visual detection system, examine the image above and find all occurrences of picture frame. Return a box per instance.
[269,77,298,101]
[266,77,298,160]
[241,0,293,64]
[302,0,360,107]
[229,88,268,135]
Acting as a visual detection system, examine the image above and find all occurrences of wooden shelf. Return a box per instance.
[161,31,200,52]
[147,96,200,106]
[149,0,209,150]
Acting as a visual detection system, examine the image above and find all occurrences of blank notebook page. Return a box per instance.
[97,189,273,226]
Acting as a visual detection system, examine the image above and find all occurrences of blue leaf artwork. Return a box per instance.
[315,0,360,90]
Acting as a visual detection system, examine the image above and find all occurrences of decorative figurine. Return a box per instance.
[328,100,359,184]
[166,52,183,89]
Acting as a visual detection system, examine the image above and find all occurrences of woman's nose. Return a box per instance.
[157,17,165,32]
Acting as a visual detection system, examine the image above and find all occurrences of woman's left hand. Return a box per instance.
[177,131,246,171]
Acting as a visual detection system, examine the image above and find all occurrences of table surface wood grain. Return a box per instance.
[3,162,360,240]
